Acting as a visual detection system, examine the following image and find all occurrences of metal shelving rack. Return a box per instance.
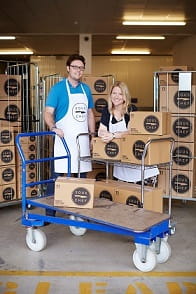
[153,70,196,201]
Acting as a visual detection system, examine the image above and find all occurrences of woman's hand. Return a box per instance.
[101,132,114,143]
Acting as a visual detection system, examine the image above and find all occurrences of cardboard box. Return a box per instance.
[121,134,172,165]
[82,76,112,94]
[158,168,196,198]
[0,183,17,202]
[54,177,95,208]
[0,100,22,127]
[0,127,14,146]
[92,137,122,160]
[0,165,16,185]
[172,141,196,170]
[0,74,21,99]
[129,111,171,135]
[158,66,193,85]
[171,115,196,142]
[93,95,108,116]
[159,85,196,113]
[94,179,118,200]
[0,145,15,165]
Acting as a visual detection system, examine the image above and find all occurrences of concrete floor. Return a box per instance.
[0,199,196,294]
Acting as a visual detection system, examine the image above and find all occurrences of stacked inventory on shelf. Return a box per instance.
[156,66,196,199]
[82,75,114,179]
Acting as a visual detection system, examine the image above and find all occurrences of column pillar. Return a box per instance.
[79,34,92,74]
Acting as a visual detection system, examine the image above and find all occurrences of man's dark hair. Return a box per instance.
[66,54,86,67]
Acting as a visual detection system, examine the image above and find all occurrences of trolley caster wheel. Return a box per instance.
[26,203,33,210]
[150,240,171,264]
[133,248,157,272]
[170,225,176,235]
[26,228,47,252]
[69,215,87,236]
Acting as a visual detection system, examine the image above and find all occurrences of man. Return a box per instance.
[44,54,95,179]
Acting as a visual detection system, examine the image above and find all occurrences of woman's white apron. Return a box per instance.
[109,114,159,182]
[54,79,92,173]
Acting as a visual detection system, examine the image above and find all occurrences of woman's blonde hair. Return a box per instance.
[108,81,131,115]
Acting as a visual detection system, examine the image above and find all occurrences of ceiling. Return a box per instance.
[0,0,196,56]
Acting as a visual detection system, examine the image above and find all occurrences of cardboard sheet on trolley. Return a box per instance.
[35,196,169,233]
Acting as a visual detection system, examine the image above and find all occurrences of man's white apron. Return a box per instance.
[54,79,92,173]
[109,114,159,182]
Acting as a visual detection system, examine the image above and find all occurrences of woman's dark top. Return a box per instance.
[100,106,130,131]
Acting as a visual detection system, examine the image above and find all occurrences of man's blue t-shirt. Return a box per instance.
[45,78,94,122]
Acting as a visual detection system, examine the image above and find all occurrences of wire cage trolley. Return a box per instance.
[16,131,172,272]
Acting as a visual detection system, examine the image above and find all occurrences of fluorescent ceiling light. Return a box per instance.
[111,49,150,55]
[0,49,33,55]
[122,21,186,26]
[0,36,16,40]
[116,35,165,40]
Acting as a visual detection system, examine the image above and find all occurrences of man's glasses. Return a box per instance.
[70,65,85,71]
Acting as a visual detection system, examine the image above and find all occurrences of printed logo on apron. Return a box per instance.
[72,103,87,122]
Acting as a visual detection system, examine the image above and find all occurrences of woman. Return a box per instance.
[98,81,159,183]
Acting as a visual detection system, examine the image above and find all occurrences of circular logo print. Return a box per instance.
[29,136,36,142]
[2,168,14,182]
[30,189,38,197]
[174,91,193,109]
[173,146,192,166]
[173,118,192,138]
[94,79,107,93]
[0,130,12,144]
[4,78,20,96]
[99,190,112,201]
[1,149,13,163]
[72,103,87,122]
[171,69,182,83]
[3,187,15,201]
[126,196,142,208]
[105,141,119,158]
[172,174,190,194]
[4,104,20,122]
[95,98,108,113]
[144,115,159,133]
[29,163,36,170]
[132,140,147,160]
[29,154,36,160]
[72,187,91,206]
[29,144,36,152]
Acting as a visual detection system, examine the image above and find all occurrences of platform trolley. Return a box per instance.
[15,131,172,272]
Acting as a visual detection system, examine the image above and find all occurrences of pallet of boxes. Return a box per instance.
[92,111,172,213]
[82,75,113,181]
[0,74,22,203]
[158,66,196,199]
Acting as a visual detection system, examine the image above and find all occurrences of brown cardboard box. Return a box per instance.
[0,74,21,99]
[172,141,196,170]
[0,165,16,185]
[114,181,163,213]
[0,183,17,202]
[54,177,95,208]
[158,66,193,86]
[94,179,118,200]
[121,134,172,165]
[93,95,108,116]
[92,137,121,160]
[158,168,196,198]
[129,111,171,135]
[171,114,196,143]
[0,145,15,165]
[0,100,22,128]
[82,76,112,94]
[0,127,15,146]
[159,85,196,114]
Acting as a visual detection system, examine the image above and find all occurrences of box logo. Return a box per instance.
[173,117,192,138]
[94,79,107,93]
[4,78,20,96]
[0,129,12,144]
[3,187,15,201]
[171,69,182,83]
[72,187,91,206]
[2,167,14,182]
[126,195,142,208]
[174,91,193,109]
[172,174,190,194]
[95,98,108,113]
[4,104,20,122]
[99,190,113,201]
[144,115,159,133]
[173,146,192,166]
[105,141,119,157]
[1,149,13,163]
[132,140,147,160]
